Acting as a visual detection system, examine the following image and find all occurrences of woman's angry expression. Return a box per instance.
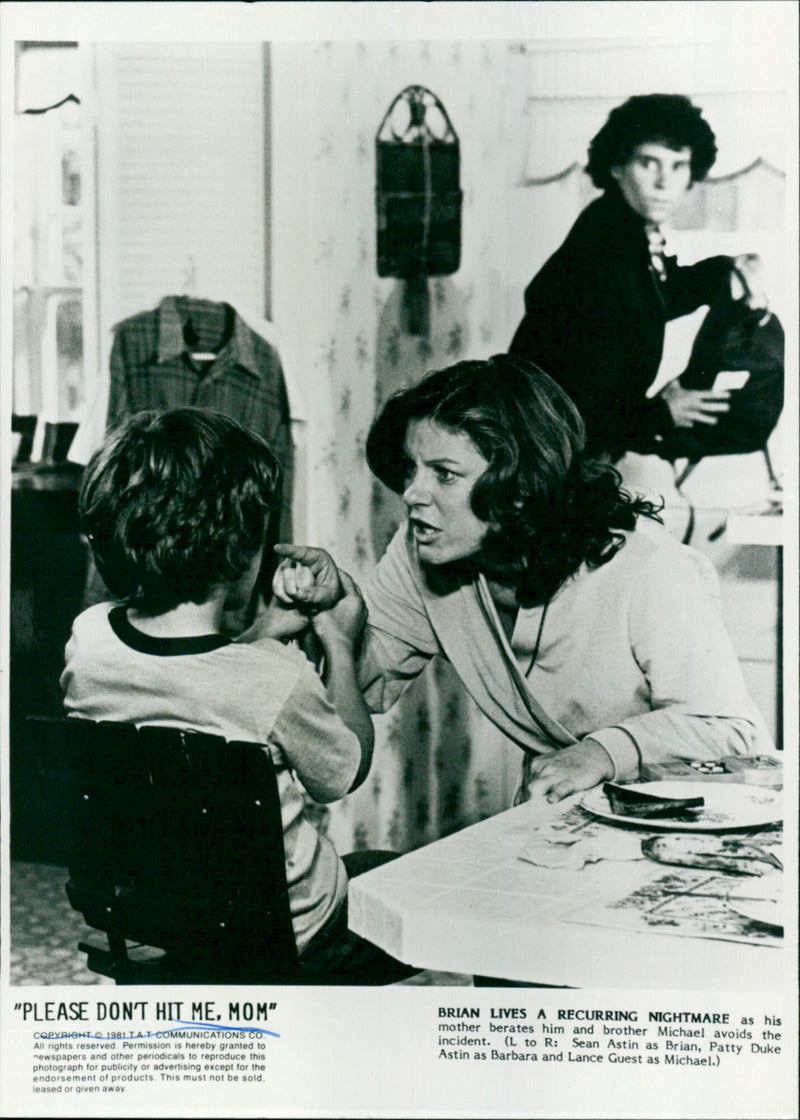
[402,418,491,565]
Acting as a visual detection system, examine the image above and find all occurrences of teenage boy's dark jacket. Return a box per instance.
[509,186,731,461]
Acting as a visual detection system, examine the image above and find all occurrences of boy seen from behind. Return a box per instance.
[61,407,413,983]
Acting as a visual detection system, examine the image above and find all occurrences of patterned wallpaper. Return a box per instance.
[273,40,526,857]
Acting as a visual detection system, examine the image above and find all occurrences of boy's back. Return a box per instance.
[62,600,360,954]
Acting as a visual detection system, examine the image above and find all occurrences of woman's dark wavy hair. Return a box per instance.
[366,355,661,607]
[587,93,717,191]
[79,407,282,613]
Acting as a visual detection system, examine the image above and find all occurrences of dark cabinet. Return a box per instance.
[10,467,88,859]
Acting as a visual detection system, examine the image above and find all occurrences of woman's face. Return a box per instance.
[402,418,491,565]
[611,141,692,224]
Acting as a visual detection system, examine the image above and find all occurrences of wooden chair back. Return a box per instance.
[27,716,300,984]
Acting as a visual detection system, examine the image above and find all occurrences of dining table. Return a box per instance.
[347,775,784,990]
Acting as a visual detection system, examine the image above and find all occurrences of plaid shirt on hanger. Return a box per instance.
[107,296,294,540]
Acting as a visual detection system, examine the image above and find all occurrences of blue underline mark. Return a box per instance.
[174,1019,280,1037]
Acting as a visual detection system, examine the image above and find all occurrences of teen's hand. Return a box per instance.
[525,741,614,803]
[273,543,343,612]
[660,380,730,428]
[732,253,768,311]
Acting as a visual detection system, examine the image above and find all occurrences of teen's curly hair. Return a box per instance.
[366,355,661,607]
[587,93,717,191]
[79,407,282,613]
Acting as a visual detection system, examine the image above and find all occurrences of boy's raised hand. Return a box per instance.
[272,557,315,605]
[272,543,344,613]
[312,569,366,649]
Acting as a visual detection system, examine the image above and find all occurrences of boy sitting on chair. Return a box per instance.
[61,406,413,984]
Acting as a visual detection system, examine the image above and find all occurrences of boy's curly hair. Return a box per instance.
[79,407,282,613]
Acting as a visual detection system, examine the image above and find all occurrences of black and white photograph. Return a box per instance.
[1,2,797,1117]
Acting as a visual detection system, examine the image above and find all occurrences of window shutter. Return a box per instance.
[94,42,266,343]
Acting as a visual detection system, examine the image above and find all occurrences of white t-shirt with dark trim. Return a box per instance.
[61,602,360,953]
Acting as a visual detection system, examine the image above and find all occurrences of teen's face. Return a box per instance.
[611,142,692,224]
[402,418,490,565]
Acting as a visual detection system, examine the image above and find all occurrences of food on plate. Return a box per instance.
[603,782,704,819]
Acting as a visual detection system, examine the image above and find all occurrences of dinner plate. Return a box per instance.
[580,781,782,832]
[727,873,783,929]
